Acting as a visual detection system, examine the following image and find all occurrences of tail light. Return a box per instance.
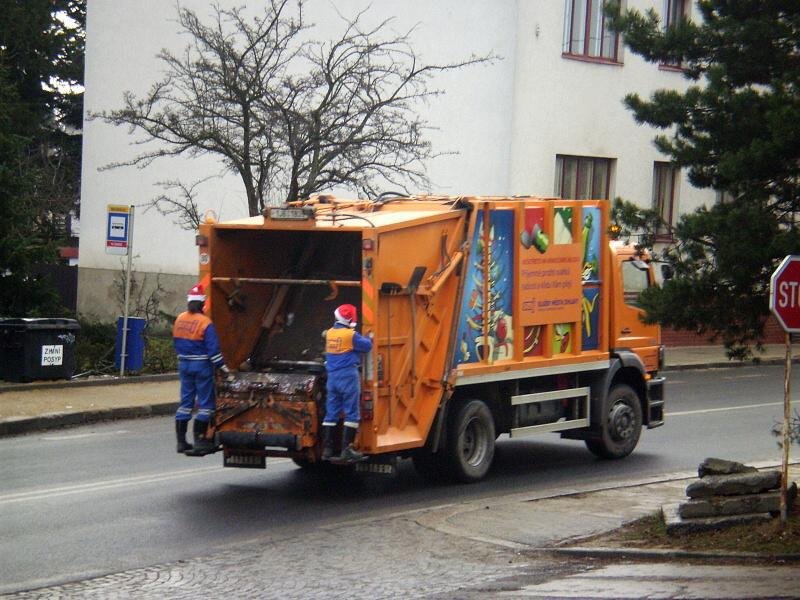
[361,390,374,421]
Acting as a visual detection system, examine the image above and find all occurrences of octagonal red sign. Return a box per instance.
[770,255,800,332]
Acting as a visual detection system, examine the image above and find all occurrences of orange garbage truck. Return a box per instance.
[192,195,665,481]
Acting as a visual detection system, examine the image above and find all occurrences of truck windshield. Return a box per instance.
[621,259,650,306]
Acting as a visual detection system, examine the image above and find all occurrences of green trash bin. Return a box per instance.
[0,318,80,382]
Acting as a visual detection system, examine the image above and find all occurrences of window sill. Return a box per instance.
[654,234,674,244]
[658,63,685,73]
[561,53,623,67]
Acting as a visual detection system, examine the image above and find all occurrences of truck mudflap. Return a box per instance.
[213,371,322,452]
[646,376,666,428]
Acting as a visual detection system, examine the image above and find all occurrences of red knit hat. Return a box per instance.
[187,284,206,303]
[334,304,357,327]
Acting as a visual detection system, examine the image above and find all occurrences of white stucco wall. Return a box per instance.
[79,0,715,318]
[80,0,517,280]
[508,0,711,217]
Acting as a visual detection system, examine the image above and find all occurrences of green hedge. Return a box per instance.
[75,318,176,376]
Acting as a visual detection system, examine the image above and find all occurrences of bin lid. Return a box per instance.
[0,318,80,330]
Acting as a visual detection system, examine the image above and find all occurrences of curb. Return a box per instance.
[0,402,176,436]
[663,357,800,372]
[0,373,179,394]
[534,546,800,562]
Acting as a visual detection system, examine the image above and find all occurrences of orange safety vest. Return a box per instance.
[325,327,355,354]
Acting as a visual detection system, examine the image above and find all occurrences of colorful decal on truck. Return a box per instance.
[455,209,514,365]
[552,323,573,354]
[581,206,601,283]
[581,285,601,350]
[554,207,574,244]
[519,207,582,328]
[520,206,548,253]
[523,325,543,357]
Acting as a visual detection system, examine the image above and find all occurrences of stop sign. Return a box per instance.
[770,255,800,332]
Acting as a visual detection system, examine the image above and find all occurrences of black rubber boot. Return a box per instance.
[185,420,215,456]
[176,420,193,453]
[321,425,336,461]
[339,425,365,463]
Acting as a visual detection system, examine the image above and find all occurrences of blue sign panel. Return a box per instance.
[106,204,130,255]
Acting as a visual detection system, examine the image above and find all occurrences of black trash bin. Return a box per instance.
[0,318,80,382]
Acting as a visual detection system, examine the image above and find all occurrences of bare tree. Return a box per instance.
[148,176,216,231]
[95,0,497,220]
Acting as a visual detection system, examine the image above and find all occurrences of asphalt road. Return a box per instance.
[1,364,796,594]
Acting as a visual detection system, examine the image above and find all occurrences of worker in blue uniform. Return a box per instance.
[173,283,230,455]
[322,304,373,462]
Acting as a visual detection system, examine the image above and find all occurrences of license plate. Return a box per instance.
[223,453,266,469]
[268,207,313,221]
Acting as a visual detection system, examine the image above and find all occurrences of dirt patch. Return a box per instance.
[579,500,800,557]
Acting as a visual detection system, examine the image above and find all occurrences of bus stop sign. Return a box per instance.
[770,255,800,332]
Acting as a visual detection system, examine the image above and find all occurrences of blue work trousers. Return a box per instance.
[176,360,215,422]
[323,367,360,426]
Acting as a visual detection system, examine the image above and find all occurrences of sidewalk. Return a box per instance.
[418,462,800,559]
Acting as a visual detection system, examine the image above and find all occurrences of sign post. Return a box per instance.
[769,255,799,526]
[106,204,135,377]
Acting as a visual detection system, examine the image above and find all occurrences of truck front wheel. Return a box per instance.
[585,383,642,459]
[447,399,495,482]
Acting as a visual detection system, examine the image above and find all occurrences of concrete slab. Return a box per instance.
[502,562,800,599]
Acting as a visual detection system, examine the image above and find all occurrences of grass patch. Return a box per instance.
[591,500,800,556]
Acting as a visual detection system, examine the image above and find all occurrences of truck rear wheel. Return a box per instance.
[447,399,495,482]
[585,383,642,459]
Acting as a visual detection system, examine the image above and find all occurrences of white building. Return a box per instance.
[79,0,709,320]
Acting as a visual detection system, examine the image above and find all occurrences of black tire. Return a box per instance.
[585,383,643,459]
[446,399,495,482]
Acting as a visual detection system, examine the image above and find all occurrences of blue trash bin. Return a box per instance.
[115,316,146,372]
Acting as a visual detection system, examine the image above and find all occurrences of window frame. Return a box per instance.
[562,0,621,64]
[652,161,678,242]
[555,155,614,200]
[659,0,690,70]
[621,259,651,307]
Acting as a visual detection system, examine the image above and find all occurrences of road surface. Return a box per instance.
[1,364,797,595]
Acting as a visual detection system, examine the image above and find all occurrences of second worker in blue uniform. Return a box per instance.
[322,304,373,462]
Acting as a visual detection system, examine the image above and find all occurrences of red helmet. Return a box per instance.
[334,304,357,326]
[187,284,206,303]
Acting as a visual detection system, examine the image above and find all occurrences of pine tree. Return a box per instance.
[0,0,84,316]
[607,1,800,359]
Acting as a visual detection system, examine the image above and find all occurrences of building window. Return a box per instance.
[555,155,613,199]
[716,190,735,204]
[661,0,690,68]
[653,162,678,240]
[562,0,619,62]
